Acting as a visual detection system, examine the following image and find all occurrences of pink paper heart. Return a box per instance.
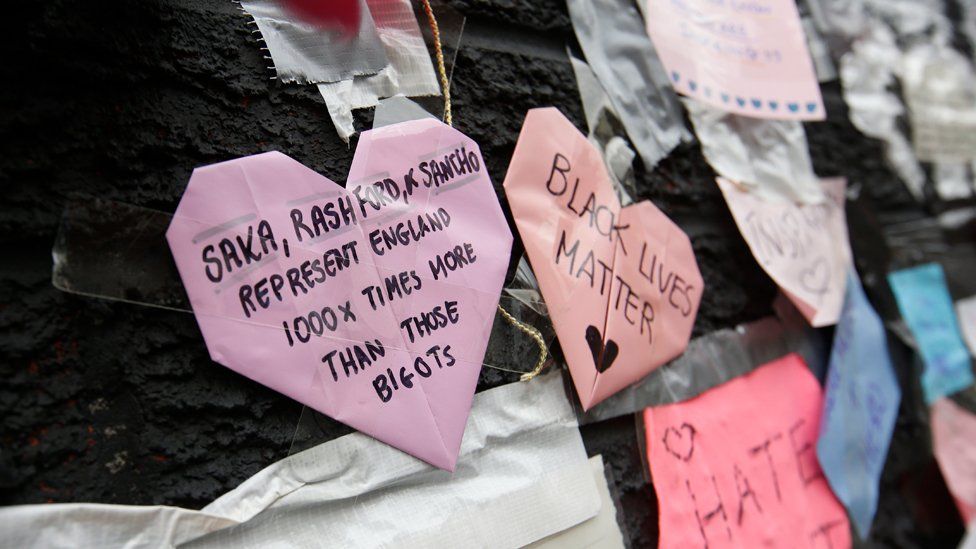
[166,119,512,470]
[503,108,703,410]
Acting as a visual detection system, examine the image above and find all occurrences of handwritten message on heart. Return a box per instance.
[646,0,824,120]
[644,354,852,549]
[503,108,703,410]
[717,177,851,327]
[166,119,512,470]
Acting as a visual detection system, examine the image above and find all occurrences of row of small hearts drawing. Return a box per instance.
[671,71,819,113]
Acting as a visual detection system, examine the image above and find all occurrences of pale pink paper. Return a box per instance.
[503,108,703,410]
[643,354,852,549]
[166,119,512,470]
[646,0,825,120]
[718,177,851,327]
[932,398,976,523]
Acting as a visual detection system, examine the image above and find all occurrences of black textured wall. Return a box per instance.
[0,0,969,546]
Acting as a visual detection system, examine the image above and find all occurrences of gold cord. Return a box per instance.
[497,304,550,381]
[422,1,548,380]
[421,0,453,126]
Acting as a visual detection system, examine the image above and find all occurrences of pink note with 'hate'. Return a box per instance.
[718,177,851,327]
[646,0,824,120]
[643,354,852,549]
[166,119,512,470]
[932,398,976,523]
[503,108,703,410]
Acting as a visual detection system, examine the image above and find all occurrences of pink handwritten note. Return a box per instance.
[932,398,976,523]
[503,108,703,410]
[717,177,851,327]
[643,354,851,549]
[166,119,512,470]
[646,0,825,120]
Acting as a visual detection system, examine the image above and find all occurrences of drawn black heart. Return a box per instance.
[799,257,830,295]
[585,325,619,374]
[661,422,697,462]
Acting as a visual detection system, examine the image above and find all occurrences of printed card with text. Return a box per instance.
[718,177,851,327]
[503,108,703,410]
[645,0,825,120]
[166,119,512,470]
[817,271,900,539]
[644,354,852,549]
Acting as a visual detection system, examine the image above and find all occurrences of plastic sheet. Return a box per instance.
[568,53,638,205]
[903,44,976,165]
[577,307,828,425]
[685,99,824,204]
[316,0,451,141]
[0,372,602,549]
[50,197,551,380]
[566,0,687,171]
[240,0,389,85]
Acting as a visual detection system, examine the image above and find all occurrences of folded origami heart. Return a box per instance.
[503,108,704,410]
[166,119,512,470]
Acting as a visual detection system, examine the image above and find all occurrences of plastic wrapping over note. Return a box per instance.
[578,311,828,425]
[316,0,448,140]
[566,0,687,171]
[240,0,388,84]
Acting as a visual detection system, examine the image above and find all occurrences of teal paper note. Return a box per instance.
[888,263,974,403]
[817,270,900,538]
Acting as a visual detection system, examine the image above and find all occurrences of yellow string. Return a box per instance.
[497,304,550,381]
[421,0,452,126]
[421,1,548,380]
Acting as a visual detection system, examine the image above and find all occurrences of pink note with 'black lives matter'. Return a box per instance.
[166,119,512,471]
[503,108,703,410]
[718,177,851,327]
[645,0,825,121]
[643,354,852,549]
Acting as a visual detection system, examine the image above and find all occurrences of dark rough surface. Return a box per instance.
[0,0,970,546]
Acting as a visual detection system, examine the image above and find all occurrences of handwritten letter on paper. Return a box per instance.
[503,108,703,410]
[645,0,824,120]
[166,119,513,470]
[889,263,975,403]
[817,271,900,539]
[718,177,851,327]
[644,354,851,549]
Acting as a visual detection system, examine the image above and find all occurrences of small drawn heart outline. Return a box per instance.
[800,257,830,295]
[662,422,697,462]
[585,325,620,374]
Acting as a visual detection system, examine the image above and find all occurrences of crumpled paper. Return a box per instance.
[566,0,687,171]
[317,0,440,141]
[839,20,927,200]
[241,0,389,85]
[684,98,825,204]
[0,372,601,548]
